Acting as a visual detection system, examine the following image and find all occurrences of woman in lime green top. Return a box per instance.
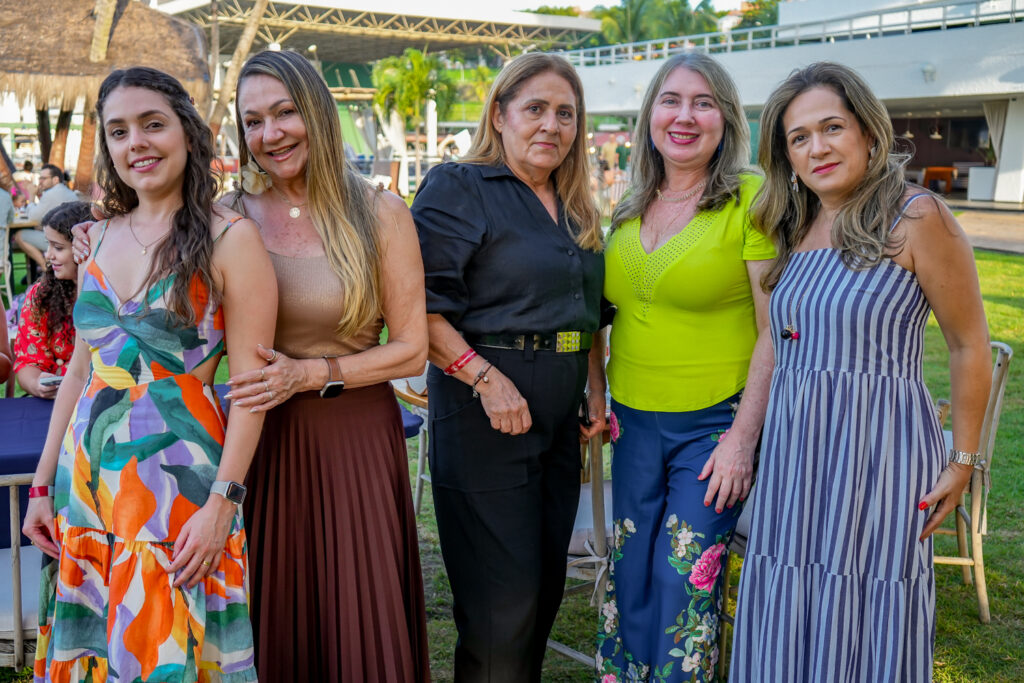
[595,53,775,682]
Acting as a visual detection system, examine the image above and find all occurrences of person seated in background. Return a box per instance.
[13,201,91,398]
[14,164,77,270]
[1,183,13,229]
[14,160,38,201]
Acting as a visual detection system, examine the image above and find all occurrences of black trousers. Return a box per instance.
[428,346,589,683]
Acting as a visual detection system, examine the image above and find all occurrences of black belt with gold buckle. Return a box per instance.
[465,331,591,353]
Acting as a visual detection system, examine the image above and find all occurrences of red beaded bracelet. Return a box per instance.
[444,348,477,375]
[29,486,54,499]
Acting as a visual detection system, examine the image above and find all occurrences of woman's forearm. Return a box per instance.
[333,336,428,390]
[948,343,992,454]
[16,365,43,396]
[729,333,775,449]
[32,370,86,487]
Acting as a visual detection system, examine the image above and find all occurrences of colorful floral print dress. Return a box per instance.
[34,221,256,683]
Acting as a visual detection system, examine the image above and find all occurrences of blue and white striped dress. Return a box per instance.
[730,204,944,682]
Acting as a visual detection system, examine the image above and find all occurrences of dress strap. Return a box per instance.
[214,216,243,243]
[889,193,931,233]
[92,219,113,257]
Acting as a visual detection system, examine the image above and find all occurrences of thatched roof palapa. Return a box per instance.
[0,0,210,109]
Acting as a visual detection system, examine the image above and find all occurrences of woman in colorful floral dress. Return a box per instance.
[595,53,775,682]
[13,201,92,398]
[22,67,276,683]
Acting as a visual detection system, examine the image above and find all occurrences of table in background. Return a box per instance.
[922,166,956,194]
[0,396,52,548]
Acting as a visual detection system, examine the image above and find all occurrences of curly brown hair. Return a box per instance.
[32,201,94,335]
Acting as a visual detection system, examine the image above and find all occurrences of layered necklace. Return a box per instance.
[656,180,706,203]
[127,212,171,256]
[271,185,308,219]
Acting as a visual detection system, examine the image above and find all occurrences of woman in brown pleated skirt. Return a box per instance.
[219,50,431,681]
[244,385,429,681]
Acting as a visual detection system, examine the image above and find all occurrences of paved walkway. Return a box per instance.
[956,209,1024,254]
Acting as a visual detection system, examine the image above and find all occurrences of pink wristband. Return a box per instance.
[29,486,54,499]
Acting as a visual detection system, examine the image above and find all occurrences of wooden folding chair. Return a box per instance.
[933,341,1013,623]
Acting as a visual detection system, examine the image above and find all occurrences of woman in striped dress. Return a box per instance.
[730,62,991,682]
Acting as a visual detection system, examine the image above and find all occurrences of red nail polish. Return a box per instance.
[918,501,928,510]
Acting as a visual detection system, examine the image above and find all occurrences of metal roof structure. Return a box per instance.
[156,0,601,63]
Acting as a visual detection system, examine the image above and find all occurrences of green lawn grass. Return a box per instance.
[3,249,1021,682]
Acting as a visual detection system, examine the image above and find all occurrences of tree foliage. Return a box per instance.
[371,48,455,130]
[587,0,720,46]
[736,0,779,29]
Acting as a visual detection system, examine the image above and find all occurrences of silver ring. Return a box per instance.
[263,380,270,393]
[268,348,279,362]
[268,390,275,399]
[260,368,265,380]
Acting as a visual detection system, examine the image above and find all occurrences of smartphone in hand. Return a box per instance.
[39,375,63,387]
[578,391,592,427]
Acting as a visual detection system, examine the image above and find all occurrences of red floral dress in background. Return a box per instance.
[13,282,74,376]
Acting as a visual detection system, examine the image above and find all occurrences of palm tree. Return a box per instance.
[208,0,270,138]
[650,0,718,39]
[372,48,454,190]
[595,0,656,44]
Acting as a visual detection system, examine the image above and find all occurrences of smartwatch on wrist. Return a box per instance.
[210,480,247,505]
[320,355,346,398]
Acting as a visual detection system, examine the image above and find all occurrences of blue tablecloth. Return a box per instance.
[0,396,53,548]
[0,390,423,548]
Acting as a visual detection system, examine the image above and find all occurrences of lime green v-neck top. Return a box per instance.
[605,174,775,412]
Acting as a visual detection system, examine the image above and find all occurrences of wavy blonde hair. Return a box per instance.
[460,52,602,252]
[236,50,382,336]
[756,62,912,291]
[611,52,751,233]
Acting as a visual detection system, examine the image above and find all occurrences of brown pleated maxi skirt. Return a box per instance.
[243,382,430,682]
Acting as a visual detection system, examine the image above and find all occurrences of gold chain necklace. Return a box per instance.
[656,180,706,203]
[128,212,170,256]
[271,185,308,219]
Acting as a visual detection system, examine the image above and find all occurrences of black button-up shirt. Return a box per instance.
[413,162,604,336]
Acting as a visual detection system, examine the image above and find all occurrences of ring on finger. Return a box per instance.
[267,390,275,400]
[260,368,265,380]
[268,348,278,363]
[202,560,212,567]
[263,380,270,393]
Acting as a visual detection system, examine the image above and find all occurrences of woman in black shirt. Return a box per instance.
[412,52,605,681]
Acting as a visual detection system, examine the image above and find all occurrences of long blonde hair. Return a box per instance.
[756,62,912,291]
[611,52,750,233]
[461,53,602,252]
[236,50,382,336]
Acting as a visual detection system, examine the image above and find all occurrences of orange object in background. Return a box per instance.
[922,166,956,194]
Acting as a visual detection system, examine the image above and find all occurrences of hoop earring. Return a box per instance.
[790,170,799,193]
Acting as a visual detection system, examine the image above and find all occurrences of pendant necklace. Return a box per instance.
[127,212,170,256]
[272,185,307,219]
[656,180,706,203]
[781,285,809,341]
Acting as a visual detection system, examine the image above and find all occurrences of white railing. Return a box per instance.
[563,0,1022,67]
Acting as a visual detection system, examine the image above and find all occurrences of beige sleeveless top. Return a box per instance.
[269,253,383,359]
[226,191,383,359]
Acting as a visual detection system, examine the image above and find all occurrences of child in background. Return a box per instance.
[13,201,92,398]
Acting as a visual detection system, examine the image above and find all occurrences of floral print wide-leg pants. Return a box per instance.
[597,395,743,683]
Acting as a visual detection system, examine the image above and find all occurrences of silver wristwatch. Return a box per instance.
[948,449,981,467]
[210,480,247,505]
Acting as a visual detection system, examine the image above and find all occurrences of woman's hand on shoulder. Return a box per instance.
[71,213,105,264]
